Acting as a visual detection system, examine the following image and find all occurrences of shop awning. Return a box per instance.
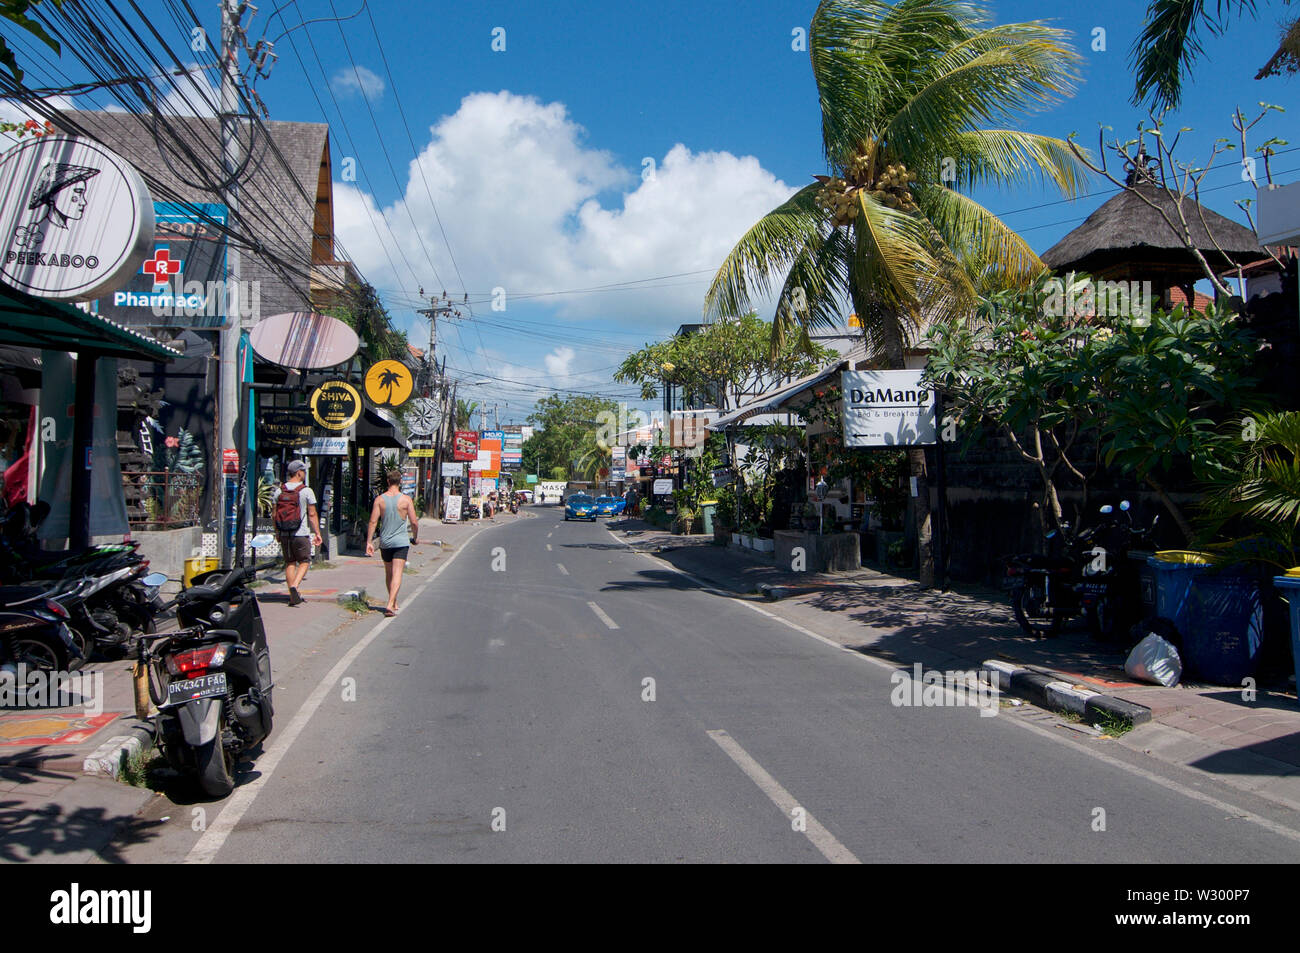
[708,353,861,431]
[0,283,180,361]
[356,406,408,449]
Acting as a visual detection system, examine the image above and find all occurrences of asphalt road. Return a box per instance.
[127,508,1300,863]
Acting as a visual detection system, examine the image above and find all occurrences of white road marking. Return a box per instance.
[611,526,1300,842]
[707,729,860,864]
[556,563,569,576]
[185,526,481,864]
[547,532,552,538]
[546,543,552,551]
[587,601,619,629]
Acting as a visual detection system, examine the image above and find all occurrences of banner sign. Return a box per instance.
[309,380,362,431]
[38,352,129,539]
[452,430,479,461]
[441,462,465,478]
[94,201,229,328]
[443,495,462,522]
[305,436,348,455]
[652,478,673,495]
[841,370,937,447]
[0,135,155,301]
[409,448,436,458]
[258,408,315,447]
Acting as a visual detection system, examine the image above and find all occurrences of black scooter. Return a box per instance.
[137,546,275,798]
[0,584,82,673]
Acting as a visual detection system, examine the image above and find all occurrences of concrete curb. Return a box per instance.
[82,716,155,780]
[982,660,1151,728]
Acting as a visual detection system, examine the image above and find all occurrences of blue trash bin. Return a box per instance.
[1183,573,1264,685]
[1147,552,1210,640]
[1148,552,1264,685]
[1272,575,1300,705]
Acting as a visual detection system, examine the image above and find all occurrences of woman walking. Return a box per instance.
[366,470,419,617]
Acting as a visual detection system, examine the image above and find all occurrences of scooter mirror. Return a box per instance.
[250,533,275,549]
[142,572,167,587]
[1099,505,1113,514]
[1120,500,1131,511]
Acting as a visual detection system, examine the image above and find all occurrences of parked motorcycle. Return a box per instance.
[0,584,83,673]
[137,547,275,798]
[1005,501,1156,640]
[1072,502,1159,643]
[0,501,167,657]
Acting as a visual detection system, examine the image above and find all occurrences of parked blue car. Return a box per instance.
[564,493,598,521]
[594,496,626,516]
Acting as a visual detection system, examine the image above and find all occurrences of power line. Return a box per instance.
[362,0,468,298]
[324,0,445,291]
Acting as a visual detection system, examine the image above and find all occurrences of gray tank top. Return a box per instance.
[377,493,410,549]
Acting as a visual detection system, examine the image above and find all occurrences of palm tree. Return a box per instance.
[1198,411,1300,571]
[455,399,479,430]
[1129,0,1296,112]
[704,0,1090,584]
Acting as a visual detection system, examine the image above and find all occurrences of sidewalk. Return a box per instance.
[0,508,524,862]
[611,517,1300,809]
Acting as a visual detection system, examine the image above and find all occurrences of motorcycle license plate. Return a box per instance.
[165,672,227,706]
[1077,582,1109,595]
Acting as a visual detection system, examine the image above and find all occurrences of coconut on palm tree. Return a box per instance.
[704,0,1091,585]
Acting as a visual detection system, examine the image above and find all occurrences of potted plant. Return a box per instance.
[675,505,697,535]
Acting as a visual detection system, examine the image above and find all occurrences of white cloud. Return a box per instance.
[333,90,796,334]
[331,65,385,102]
[544,346,576,378]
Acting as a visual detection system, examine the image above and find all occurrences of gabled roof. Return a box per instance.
[1041,183,1263,274]
[54,110,334,317]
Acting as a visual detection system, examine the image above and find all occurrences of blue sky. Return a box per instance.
[4,0,1295,426]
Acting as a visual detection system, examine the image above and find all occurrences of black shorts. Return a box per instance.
[380,546,409,563]
[279,534,311,563]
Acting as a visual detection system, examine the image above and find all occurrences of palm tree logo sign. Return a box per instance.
[364,360,414,409]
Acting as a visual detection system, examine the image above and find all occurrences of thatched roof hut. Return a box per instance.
[1041,158,1263,307]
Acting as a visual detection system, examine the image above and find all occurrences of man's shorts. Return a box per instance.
[380,546,409,563]
[279,534,311,563]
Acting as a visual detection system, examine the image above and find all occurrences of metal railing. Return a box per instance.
[123,469,203,529]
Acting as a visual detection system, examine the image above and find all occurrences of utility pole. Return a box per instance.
[415,292,463,504]
[218,0,245,570]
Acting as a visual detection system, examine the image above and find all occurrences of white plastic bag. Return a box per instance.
[1125,632,1183,687]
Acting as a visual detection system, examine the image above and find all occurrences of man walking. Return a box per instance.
[273,460,322,607]
[366,469,419,617]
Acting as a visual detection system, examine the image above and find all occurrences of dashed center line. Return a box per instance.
[707,729,861,864]
[556,563,569,575]
[546,543,552,551]
[587,601,619,629]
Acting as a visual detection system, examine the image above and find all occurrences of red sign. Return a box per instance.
[452,430,479,462]
[222,448,239,474]
[142,247,182,286]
